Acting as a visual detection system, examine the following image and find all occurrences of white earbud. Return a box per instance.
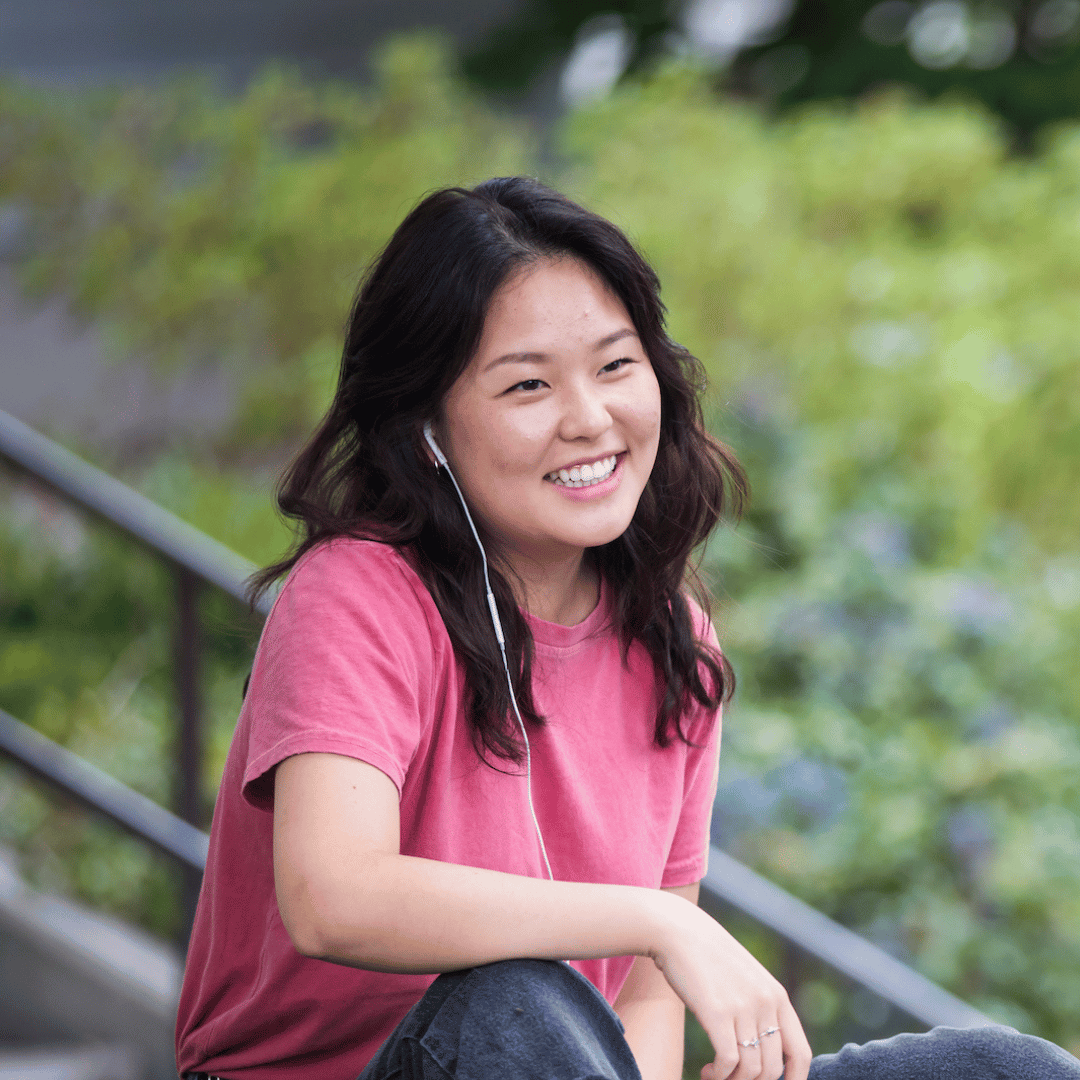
[422,420,448,469]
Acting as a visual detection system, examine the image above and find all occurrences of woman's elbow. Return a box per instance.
[282,914,332,961]
[276,871,374,962]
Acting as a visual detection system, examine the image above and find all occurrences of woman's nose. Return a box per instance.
[558,383,613,442]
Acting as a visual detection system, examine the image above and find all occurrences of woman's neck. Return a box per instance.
[506,553,600,627]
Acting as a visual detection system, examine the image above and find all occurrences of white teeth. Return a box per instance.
[547,455,618,487]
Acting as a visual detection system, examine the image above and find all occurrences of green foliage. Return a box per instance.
[559,68,1080,1050]
[2,37,1080,1056]
[738,0,1080,133]
[0,35,534,450]
[462,0,671,91]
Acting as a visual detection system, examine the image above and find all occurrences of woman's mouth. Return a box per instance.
[545,454,619,488]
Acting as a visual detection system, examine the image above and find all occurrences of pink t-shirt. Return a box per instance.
[176,538,721,1080]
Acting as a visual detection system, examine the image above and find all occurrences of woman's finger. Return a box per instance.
[755,1019,784,1080]
[701,1025,742,1080]
[727,1026,765,1080]
[777,996,814,1080]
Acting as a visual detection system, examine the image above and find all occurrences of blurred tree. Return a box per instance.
[735,0,1080,133]
[464,0,1080,131]
[461,0,673,90]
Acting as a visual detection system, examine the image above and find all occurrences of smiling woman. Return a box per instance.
[238,178,742,767]
[435,257,662,624]
[173,178,1080,1080]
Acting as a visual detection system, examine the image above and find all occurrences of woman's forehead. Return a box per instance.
[471,258,635,367]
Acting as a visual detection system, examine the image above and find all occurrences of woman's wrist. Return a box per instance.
[628,884,685,964]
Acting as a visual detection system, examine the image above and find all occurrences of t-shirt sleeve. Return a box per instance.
[660,602,723,888]
[240,540,438,810]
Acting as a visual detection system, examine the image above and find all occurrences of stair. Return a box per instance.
[0,1044,139,1080]
[0,849,181,1080]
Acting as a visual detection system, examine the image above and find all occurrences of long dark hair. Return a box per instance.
[249,177,747,765]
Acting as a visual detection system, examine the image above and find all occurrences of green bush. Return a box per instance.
[2,36,1079,1056]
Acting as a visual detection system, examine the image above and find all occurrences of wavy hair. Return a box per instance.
[249,177,748,765]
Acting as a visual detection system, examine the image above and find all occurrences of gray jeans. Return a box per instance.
[357,958,1080,1080]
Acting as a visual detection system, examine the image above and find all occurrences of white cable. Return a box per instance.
[428,431,555,882]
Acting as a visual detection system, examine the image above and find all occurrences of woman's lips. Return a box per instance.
[546,453,625,500]
[545,452,622,486]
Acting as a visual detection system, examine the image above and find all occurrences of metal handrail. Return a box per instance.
[0,405,273,844]
[0,407,994,1027]
[700,849,991,1029]
[0,709,207,872]
[0,408,269,615]
[0,693,991,1028]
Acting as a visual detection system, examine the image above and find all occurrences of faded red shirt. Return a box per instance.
[176,538,721,1080]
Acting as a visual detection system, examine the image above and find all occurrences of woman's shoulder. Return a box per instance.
[289,534,417,584]
[268,536,442,637]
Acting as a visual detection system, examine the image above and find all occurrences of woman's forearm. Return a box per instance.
[281,850,676,973]
[273,752,679,973]
[615,952,687,1080]
[618,994,686,1080]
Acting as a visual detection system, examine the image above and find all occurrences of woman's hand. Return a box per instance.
[648,891,812,1080]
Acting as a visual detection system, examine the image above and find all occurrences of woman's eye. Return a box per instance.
[601,357,633,374]
[509,378,545,393]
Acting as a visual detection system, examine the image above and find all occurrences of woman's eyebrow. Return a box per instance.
[483,351,547,373]
[593,328,638,350]
[483,328,639,374]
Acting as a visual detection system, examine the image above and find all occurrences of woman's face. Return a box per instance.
[435,257,662,575]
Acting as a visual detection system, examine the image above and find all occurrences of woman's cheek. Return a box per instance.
[501,406,558,463]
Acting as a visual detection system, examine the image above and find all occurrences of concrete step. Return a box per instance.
[0,1044,139,1080]
[0,849,181,1079]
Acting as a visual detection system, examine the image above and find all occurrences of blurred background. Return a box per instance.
[2,1,1080,1077]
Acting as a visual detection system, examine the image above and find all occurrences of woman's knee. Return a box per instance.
[456,959,604,1010]
[949,1025,1080,1076]
[440,960,625,1045]
[810,1024,1080,1080]
[418,960,640,1080]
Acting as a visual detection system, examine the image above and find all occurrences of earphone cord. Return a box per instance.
[440,463,555,883]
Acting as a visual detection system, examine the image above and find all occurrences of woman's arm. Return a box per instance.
[614,883,699,1080]
[274,751,667,969]
[274,752,812,1080]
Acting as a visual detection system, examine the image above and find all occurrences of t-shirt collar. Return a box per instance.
[522,575,611,649]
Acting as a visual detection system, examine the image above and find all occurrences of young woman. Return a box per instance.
[176,178,1080,1080]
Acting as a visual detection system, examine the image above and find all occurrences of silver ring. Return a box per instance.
[738,1037,760,1049]
[758,1026,780,1038]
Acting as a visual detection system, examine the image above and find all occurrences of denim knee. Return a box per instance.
[360,960,642,1080]
[953,1025,1080,1077]
[809,1023,1080,1080]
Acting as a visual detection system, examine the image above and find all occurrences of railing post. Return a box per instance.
[173,565,205,943]
[781,939,802,1007]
